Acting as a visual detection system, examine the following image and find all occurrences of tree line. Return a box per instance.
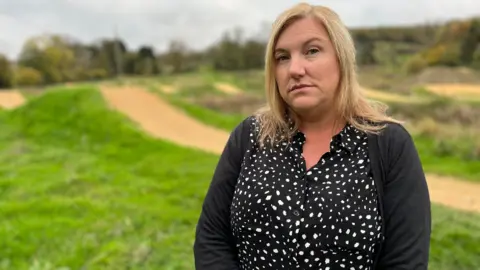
[1,17,479,89]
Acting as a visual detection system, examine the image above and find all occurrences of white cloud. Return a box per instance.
[1,0,479,60]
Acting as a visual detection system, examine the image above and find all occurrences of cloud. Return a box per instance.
[1,0,479,60]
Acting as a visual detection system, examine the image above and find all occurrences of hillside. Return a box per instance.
[0,88,220,269]
[0,86,479,269]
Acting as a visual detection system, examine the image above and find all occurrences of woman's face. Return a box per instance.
[274,16,340,116]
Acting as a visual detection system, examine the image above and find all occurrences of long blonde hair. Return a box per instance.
[254,2,401,147]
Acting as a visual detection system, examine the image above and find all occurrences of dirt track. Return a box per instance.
[424,83,480,97]
[0,90,25,109]
[362,88,424,104]
[100,86,229,154]
[99,85,480,213]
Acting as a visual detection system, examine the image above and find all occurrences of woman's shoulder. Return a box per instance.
[226,115,258,148]
[230,115,257,136]
[370,120,419,162]
[376,120,413,144]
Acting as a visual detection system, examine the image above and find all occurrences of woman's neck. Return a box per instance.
[296,109,345,136]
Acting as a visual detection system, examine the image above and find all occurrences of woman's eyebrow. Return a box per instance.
[304,37,328,44]
[274,37,328,53]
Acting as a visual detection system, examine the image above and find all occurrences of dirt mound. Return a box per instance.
[100,86,229,154]
[0,90,26,109]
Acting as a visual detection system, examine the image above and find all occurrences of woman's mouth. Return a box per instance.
[289,84,312,92]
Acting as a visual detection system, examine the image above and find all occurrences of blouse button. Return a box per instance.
[293,210,300,216]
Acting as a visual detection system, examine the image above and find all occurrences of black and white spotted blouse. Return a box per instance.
[194,116,431,270]
[229,118,382,269]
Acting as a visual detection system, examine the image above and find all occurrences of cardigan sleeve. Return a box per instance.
[193,118,251,270]
[376,123,431,269]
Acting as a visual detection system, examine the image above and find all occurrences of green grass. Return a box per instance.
[0,87,220,269]
[430,204,480,270]
[414,135,480,181]
[0,86,479,269]
[159,94,246,131]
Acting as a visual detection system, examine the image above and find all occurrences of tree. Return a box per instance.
[212,30,245,70]
[134,46,158,75]
[353,33,376,65]
[459,19,480,65]
[161,39,189,73]
[243,40,265,69]
[18,34,76,84]
[0,54,13,88]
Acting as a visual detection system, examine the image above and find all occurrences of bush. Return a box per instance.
[14,66,43,86]
[415,117,441,137]
[84,68,108,80]
[90,68,108,80]
[404,55,428,74]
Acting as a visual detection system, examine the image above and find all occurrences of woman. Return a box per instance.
[194,3,431,269]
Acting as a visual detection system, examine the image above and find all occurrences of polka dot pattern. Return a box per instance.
[230,118,383,269]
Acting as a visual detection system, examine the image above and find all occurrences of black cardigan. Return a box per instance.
[193,116,431,269]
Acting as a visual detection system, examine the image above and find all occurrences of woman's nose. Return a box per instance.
[288,55,306,78]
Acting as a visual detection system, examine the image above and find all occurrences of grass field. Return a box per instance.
[0,86,479,269]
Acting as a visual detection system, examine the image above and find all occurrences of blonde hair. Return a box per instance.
[254,2,402,147]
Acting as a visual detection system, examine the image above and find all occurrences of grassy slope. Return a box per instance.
[0,86,478,269]
[159,94,246,131]
[0,87,220,269]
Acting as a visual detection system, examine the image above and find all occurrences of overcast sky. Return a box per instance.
[1,0,479,60]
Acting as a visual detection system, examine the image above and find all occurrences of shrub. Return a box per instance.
[14,66,43,86]
[415,117,441,137]
[404,55,428,74]
[85,68,108,80]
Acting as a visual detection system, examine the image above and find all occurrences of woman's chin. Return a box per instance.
[289,98,320,112]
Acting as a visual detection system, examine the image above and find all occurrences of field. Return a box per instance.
[1,67,480,269]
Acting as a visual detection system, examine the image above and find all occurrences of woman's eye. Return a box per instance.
[307,48,320,55]
[276,55,289,62]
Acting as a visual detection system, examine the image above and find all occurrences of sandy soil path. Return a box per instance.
[0,90,26,109]
[100,86,229,154]
[100,85,480,213]
[214,82,242,95]
[424,83,480,98]
[362,87,424,104]
[426,174,480,212]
